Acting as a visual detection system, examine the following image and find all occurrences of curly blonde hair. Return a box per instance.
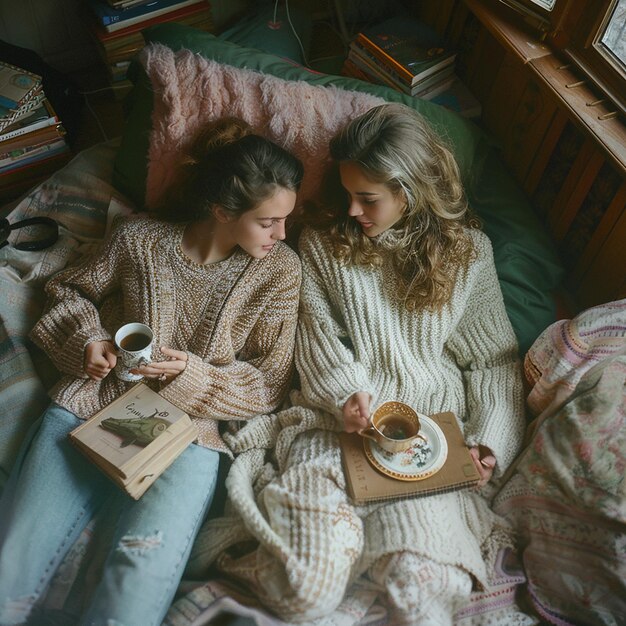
[312,103,478,311]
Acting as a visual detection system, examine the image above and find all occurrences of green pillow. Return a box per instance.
[112,24,563,354]
[469,150,563,353]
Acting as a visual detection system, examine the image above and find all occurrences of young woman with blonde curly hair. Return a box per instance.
[208,103,526,625]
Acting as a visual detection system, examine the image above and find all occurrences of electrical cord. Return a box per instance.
[83,93,109,142]
[273,0,310,67]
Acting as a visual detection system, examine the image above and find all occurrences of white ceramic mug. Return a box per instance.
[113,322,153,381]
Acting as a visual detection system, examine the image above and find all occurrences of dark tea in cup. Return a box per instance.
[119,332,151,352]
[376,413,420,440]
[114,322,154,381]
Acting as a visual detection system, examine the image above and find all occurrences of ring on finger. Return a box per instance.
[159,373,167,382]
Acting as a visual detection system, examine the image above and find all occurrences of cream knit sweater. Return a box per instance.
[191,226,526,622]
[30,216,301,455]
[296,226,525,473]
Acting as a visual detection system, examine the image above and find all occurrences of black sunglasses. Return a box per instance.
[0,217,59,251]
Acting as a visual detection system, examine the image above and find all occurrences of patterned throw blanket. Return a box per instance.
[0,141,122,491]
[494,301,626,626]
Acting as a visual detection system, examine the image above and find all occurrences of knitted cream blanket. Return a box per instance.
[185,227,526,624]
[187,404,519,624]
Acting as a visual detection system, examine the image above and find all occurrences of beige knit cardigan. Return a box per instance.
[30,216,301,455]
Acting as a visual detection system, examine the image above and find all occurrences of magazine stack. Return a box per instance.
[0,62,70,203]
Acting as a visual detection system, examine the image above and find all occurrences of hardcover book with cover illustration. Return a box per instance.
[69,383,198,499]
[340,411,480,504]
[357,16,456,87]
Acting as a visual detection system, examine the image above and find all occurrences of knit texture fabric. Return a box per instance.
[296,227,525,473]
[29,216,301,454]
[190,226,526,621]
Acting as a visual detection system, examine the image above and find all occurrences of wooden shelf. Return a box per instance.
[462,0,552,64]
[528,54,626,176]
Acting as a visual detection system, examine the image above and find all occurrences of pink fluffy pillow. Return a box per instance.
[139,44,385,210]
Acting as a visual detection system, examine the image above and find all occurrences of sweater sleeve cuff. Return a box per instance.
[159,352,208,411]
[465,416,524,476]
[47,327,112,378]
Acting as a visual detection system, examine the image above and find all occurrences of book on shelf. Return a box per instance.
[0,99,61,143]
[0,138,69,173]
[0,151,72,191]
[106,0,156,9]
[85,0,206,32]
[0,61,42,112]
[0,123,66,154]
[0,86,46,132]
[346,45,455,97]
[85,0,213,68]
[88,0,211,42]
[355,16,456,88]
[69,383,198,499]
[82,0,212,95]
[339,412,480,505]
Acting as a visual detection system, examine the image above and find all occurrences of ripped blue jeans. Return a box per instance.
[0,403,219,626]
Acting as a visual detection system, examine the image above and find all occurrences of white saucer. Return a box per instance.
[363,415,448,481]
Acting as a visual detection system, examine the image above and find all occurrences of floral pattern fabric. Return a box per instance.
[494,299,626,625]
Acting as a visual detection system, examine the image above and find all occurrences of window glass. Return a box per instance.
[527,0,556,10]
[600,0,626,66]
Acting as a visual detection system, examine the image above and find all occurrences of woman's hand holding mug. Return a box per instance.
[84,340,117,381]
[130,346,188,384]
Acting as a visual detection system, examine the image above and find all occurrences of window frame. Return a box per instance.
[561,0,626,115]
[489,0,570,32]
[493,0,626,114]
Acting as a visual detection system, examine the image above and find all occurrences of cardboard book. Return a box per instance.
[69,383,198,499]
[339,412,480,504]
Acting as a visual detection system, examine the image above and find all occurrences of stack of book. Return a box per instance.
[343,16,482,119]
[0,61,70,203]
[345,17,457,98]
[83,0,213,97]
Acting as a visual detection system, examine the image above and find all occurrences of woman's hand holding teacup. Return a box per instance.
[84,340,117,381]
[130,346,188,384]
[468,445,496,487]
[342,391,371,432]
